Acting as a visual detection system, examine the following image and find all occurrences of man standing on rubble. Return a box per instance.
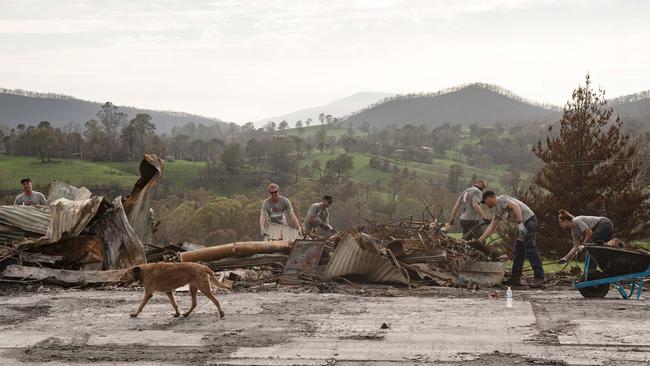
[448,179,490,239]
[478,191,545,288]
[303,195,335,237]
[13,178,47,206]
[260,183,302,240]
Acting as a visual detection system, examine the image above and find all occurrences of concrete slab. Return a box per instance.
[0,288,647,365]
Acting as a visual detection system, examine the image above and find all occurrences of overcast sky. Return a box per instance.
[1,0,649,122]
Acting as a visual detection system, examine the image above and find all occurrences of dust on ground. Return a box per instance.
[0,283,648,365]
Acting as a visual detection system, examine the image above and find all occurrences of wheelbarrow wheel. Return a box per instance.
[576,270,609,298]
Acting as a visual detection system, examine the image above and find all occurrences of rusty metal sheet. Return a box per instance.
[123,154,164,246]
[326,232,408,285]
[0,205,51,235]
[283,240,325,274]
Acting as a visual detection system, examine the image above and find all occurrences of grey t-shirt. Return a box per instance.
[571,216,605,241]
[261,196,294,225]
[457,186,482,221]
[14,191,47,206]
[493,195,534,223]
[303,202,330,231]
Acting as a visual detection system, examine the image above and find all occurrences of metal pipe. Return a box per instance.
[179,240,292,262]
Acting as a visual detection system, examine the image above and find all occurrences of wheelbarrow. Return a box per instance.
[572,245,650,299]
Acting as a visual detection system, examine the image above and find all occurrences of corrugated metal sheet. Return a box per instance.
[326,232,408,285]
[0,223,27,244]
[47,197,104,242]
[0,205,51,235]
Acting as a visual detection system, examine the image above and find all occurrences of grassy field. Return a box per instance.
[304,152,510,192]
[106,159,207,193]
[0,155,138,191]
[1,146,511,196]
[277,125,363,139]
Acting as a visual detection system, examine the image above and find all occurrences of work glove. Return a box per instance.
[482,218,492,225]
[261,231,269,241]
[517,223,527,235]
[558,258,567,264]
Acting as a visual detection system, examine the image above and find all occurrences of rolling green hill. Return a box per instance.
[0,149,511,196]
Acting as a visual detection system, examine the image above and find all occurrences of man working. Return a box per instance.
[303,195,335,236]
[14,178,47,206]
[259,183,302,240]
[448,179,490,239]
[478,191,544,288]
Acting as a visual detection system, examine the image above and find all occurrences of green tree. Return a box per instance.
[447,164,463,193]
[315,128,327,153]
[527,75,650,254]
[324,154,354,181]
[220,142,242,175]
[97,102,128,160]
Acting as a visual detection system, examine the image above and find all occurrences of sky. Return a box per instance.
[1,0,649,123]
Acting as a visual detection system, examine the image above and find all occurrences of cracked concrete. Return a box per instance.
[0,286,648,365]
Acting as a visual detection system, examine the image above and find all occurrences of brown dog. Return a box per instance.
[120,262,230,318]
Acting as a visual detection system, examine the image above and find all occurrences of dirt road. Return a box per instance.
[0,285,648,365]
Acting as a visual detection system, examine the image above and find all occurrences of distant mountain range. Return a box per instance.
[2,85,649,133]
[0,88,231,133]
[342,83,650,128]
[256,91,396,126]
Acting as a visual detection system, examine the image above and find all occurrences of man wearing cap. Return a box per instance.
[447,179,490,239]
[478,191,544,288]
[14,178,47,206]
[259,183,302,240]
[303,195,335,236]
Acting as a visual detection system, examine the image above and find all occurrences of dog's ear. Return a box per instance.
[132,266,142,280]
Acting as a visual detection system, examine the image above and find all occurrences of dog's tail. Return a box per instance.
[206,268,232,290]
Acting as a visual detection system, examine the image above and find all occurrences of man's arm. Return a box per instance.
[508,202,523,224]
[260,202,269,235]
[13,196,20,205]
[259,214,268,235]
[472,201,487,220]
[478,219,498,241]
[288,212,301,231]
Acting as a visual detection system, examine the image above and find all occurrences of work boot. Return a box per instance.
[507,276,521,286]
[530,277,545,288]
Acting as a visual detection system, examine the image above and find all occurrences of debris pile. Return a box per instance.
[0,154,163,285]
[175,218,506,289]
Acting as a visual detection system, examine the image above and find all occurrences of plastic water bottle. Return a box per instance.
[506,286,513,308]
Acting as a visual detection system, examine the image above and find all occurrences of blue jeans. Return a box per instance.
[588,218,614,270]
[512,216,544,279]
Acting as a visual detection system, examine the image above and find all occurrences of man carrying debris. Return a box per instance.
[260,183,302,240]
[448,179,490,239]
[303,195,335,237]
[13,178,47,206]
[478,191,545,288]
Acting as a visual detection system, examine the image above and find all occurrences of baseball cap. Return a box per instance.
[323,195,334,202]
[20,177,31,184]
